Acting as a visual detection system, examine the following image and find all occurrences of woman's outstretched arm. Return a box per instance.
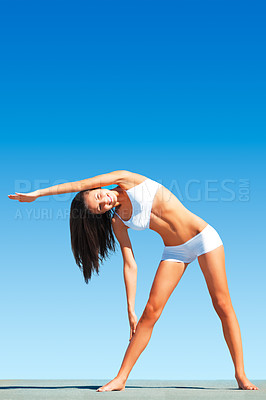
[8,170,129,202]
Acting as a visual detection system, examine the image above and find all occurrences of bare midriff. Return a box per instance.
[149,185,209,246]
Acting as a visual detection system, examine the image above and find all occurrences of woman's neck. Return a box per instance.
[110,186,128,208]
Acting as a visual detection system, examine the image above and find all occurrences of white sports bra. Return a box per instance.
[114,178,162,231]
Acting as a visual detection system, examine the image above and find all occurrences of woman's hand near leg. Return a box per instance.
[128,310,138,341]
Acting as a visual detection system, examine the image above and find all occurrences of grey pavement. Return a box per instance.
[0,380,265,399]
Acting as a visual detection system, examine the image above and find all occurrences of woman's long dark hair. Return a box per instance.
[69,189,116,284]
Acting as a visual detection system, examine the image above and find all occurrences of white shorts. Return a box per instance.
[161,224,223,264]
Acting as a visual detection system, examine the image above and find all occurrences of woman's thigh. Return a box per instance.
[144,260,189,318]
[197,245,232,306]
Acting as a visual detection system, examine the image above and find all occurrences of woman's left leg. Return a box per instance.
[198,245,259,390]
[97,260,189,392]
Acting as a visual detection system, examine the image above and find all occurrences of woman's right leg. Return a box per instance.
[97,260,189,392]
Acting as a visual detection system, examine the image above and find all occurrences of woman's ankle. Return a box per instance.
[116,374,127,384]
[235,370,246,379]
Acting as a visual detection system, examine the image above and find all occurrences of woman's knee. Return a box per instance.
[212,295,234,318]
[141,302,162,324]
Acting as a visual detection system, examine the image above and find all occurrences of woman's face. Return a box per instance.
[84,188,117,214]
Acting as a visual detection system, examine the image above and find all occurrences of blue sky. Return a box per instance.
[1,1,266,380]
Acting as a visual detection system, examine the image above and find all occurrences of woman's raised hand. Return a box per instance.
[8,190,40,203]
[128,310,138,342]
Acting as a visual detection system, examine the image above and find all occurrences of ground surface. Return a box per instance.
[0,380,264,399]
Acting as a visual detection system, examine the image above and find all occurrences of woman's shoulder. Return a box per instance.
[118,171,148,190]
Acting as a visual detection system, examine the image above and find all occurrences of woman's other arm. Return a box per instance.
[8,170,129,201]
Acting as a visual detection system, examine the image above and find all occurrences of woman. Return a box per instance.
[8,170,258,391]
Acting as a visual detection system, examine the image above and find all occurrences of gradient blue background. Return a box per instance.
[1,0,265,380]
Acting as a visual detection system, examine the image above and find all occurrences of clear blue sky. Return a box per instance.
[1,0,266,380]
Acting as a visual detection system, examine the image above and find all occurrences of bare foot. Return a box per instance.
[96,376,126,392]
[235,374,259,390]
